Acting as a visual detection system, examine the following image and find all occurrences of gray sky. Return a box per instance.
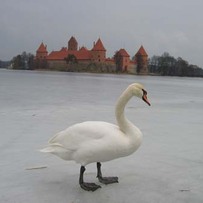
[1,0,203,67]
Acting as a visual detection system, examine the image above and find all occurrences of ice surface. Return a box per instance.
[0,69,203,203]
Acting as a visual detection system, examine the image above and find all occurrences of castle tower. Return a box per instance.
[91,38,106,62]
[134,45,148,74]
[68,36,78,51]
[114,49,130,72]
[36,42,48,59]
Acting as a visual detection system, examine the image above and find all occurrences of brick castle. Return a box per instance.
[35,36,148,74]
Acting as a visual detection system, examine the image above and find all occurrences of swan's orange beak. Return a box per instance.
[143,94,151,106]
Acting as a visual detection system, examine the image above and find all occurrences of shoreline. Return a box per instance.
[2,68,203,79]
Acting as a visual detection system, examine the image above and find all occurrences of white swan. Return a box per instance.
[40,83,150,191]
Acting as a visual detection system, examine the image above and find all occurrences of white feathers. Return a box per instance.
[41,83,146,166]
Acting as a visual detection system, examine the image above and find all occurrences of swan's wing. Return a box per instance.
[48,121,121,151]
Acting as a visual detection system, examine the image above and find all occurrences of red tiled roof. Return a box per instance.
[47,47,91,60]
[105,57,114,62]
[118,48,130,57]
[79,46,88,51]
[47,50,67,60]
[105,58,114,64]
[92,38,106,51]
[60,47,67,51]
[135,45,148,56]
[37,42,47,53]
[76,48,91,60]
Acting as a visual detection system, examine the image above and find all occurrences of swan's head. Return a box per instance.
[129,83,151,106]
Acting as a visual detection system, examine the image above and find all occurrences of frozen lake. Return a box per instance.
[0,69,203,203]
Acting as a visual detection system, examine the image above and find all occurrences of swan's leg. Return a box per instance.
[79,166,101,191]
[96,162,119,184]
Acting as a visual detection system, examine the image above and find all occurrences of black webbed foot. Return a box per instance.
[80,182,101,191]
[97,162,119,185]
[79,165,101,192]
[98,176,119,184]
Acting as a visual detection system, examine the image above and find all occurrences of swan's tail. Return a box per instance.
[40,143,63,153]
[40,143,71,160]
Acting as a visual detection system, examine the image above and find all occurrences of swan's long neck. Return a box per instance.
[115,87,133,132]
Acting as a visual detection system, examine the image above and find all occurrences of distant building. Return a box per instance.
[35,36,148,74]
[114,48,136,72]
[134,45,149,74]
[35,42,48,69]
[68,36,78,51]
[36,42,48,59]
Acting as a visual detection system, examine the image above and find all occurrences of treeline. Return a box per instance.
[0,60,10,68]
[11,52,35,70]
[10,51,49,70]
[149,52,203,77]
[6,51,203,77]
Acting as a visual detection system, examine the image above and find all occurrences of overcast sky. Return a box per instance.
[1,0,203,67]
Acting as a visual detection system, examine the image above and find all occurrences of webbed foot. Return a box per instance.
[97,162,119,185]
[80,182,101,191]
[98,176,119,184]
[79,166,101,192]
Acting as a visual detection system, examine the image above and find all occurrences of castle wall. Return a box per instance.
[48,60,67,70]
[127,63,137,74]
[121,56,130,71]
[91,50,106,62]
